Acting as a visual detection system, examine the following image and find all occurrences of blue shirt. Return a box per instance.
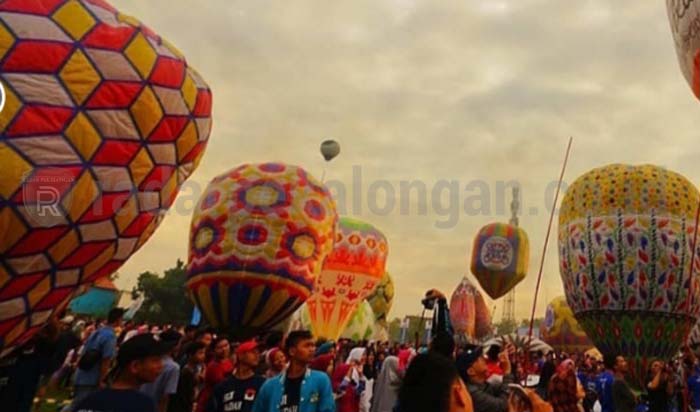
[141,356,180,403]
[596,370,615,412]
[74,326,117,386]
[688,371,700,409]
[252,369,335,412]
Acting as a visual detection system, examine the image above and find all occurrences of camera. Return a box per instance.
[421,296,437,310]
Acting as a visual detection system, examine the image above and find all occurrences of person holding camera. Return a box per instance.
[456,344,513,412]
[646,360,674,412]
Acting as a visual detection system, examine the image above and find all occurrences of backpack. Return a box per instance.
[77,331,102,370]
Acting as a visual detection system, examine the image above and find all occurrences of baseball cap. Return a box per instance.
[235,340,259,356]
[116,333,169,367]
[456,344,484,372]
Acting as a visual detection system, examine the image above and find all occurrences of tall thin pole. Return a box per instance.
[528,137,573,340]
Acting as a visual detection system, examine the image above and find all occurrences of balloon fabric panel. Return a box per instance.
[0,0,212,357]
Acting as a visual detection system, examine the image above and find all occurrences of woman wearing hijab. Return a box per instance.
[264,347,286,378]
[371,356,400,412]
[333,347,368,412]
[548,359,583,412]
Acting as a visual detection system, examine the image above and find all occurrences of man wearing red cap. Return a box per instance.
[206,340,265,412]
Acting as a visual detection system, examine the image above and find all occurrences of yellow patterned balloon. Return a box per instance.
[559,164,700,387]
[540,296,593,353]
[186,163,337,338]
[366,271,394,325]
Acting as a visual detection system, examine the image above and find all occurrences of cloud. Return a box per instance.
[114,0,700,323]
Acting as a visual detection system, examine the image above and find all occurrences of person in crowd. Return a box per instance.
[646,360,674,412]
[431,331,456,359]
[374,351,386,375]
[253,330,335,412]
[73,334,167,412]
[547,359,580,412]
[363,350,377,381]
[117,321,136,345]
[687,358,700,412]
[47,316,82,389]
[397,352,473,412]
[316,341,336,358]
[207,340,265,412]
[609,354,636,412]
[46,316,81,387]
[485,345,504,383]
[0,318,60,412]
[141,329,183,412]
[536,353,556,401]
[596,354,615,412]
[310,353,336,377]
[197,336,234,412]
[265,347,287,378]
[370,356,400,412]
[169,342,207,412]
[70,308,125,410]
[333,347,367,412]
[457,343,512,412]
[175,326,199,361]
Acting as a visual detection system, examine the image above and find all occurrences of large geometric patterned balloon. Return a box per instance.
[0,0,212,357]
[186,163,337,338]
[450,277,491,342]
[540,296,593,353]
[471,223,529,300]
[366,271,394,325]
[667,0,700,100]
[559,164,700,387]
[307,217,388,340]
[341,300,377,342]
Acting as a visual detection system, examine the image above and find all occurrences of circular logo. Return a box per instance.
[480,236,513,270]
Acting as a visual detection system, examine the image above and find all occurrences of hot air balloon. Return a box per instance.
[320,140,340,161]
[450,277,492,342]
[306,217,388,340]
[341,300,377,341]
[667,1,700,100]
[68,277,121,318]
[540,296,593,353]
[471,223,529,300]
[559,164,700,387]
[366,271,394,325]
[283,303,312,334]
[0,0,212,357]
[186,163,338,338]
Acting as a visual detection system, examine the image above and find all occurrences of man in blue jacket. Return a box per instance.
[253,330,334,412]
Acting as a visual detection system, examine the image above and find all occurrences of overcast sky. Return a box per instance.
[114,0,700,322]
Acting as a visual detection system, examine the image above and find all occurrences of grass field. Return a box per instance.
[34,387,72,412]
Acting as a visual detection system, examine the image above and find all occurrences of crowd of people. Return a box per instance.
[4,294,700,412]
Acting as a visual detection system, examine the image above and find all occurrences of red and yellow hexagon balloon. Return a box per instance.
[186,163,338,338]
[0,0,212,357]
[306,217,389,340]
